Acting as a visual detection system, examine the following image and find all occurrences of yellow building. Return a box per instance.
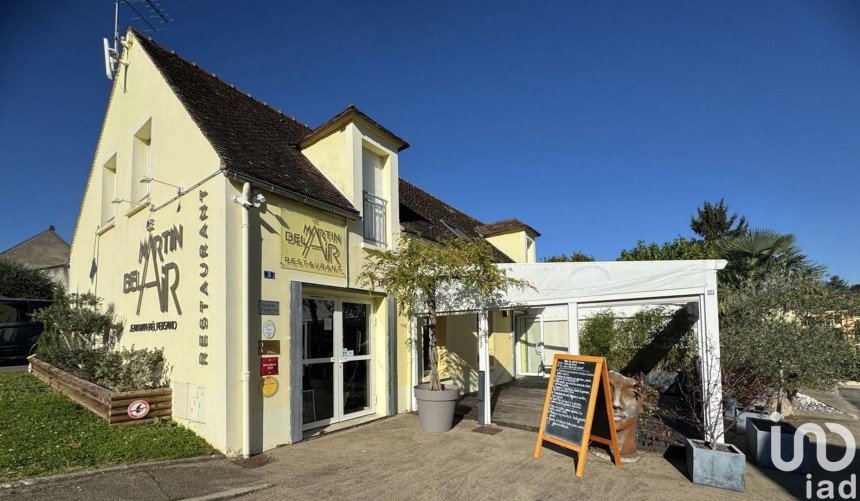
[69,29,539,456]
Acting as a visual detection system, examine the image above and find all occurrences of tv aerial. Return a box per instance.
[103,0,172,80]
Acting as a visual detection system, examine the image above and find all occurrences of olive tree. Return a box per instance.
[720,268,859,405]
[359,237,531,391]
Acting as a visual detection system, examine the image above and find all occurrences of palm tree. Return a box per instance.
[718,229,823,284]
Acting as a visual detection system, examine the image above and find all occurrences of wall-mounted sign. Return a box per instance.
[259,340,280,355]
[123,225,184,315]
[259,376,279,398]
[264,271,275,279]
[262,320,276,339]
[130,321,178,333]
[280,206,346,277]
[127,400,151,419]
[260,356,279,376]
[259,300,280,315]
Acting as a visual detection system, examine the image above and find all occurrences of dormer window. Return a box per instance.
[362,148,387,245]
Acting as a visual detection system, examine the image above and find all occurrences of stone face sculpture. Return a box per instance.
[608,370,645,458]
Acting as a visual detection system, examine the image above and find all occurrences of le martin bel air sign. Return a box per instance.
[281,207,345,277]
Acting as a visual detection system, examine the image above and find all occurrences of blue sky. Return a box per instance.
[1,1,858,282]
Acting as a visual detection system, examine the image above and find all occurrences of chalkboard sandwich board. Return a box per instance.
[533,354,621,477]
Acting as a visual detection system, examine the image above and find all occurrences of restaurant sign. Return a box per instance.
[280,207,345,277]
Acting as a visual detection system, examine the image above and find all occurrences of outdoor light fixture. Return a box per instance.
[140,176,184,195]
[232,193,265,209]
[111,197,155,211]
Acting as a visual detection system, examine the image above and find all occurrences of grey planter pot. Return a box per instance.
[414,384,460,433]
[736,411,771,435]
[746,418,809,474]
[685,438,746,492]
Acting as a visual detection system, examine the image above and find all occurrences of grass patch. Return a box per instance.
[0,372,215,482]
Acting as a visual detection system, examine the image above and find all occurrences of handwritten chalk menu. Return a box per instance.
[544,359,595,446]
[533,355,622,478]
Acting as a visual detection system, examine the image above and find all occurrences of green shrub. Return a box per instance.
[33,290,169,392]
[720,269,859,392]
[94,347,169,392]
[0,258,54,299]
[579,306,697,373]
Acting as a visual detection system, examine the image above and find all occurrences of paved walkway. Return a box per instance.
[8,413,856,500]
[0,362,27,373]
[839,387,860,413]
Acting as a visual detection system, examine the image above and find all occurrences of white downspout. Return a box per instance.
[235,182,252,458]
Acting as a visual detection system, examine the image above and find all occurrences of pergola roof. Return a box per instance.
[435,260,727,313]
[498,260,727,306]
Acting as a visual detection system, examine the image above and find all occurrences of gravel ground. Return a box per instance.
[794,392,845,414]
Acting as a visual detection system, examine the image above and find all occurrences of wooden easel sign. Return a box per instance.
[533,354,621,477]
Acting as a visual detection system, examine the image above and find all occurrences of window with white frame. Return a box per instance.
[362,148,387,244]
[130,119,152,203]
[100,155,117,225]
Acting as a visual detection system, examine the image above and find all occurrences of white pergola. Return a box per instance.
[410,259,727,441]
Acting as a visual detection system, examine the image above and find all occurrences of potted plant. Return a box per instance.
[679,353,769,492]
[359,237,530,433]
[745,416,810,473]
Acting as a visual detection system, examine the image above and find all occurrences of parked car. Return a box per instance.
[0,298,52,362]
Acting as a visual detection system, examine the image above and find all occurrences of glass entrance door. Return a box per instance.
[341,302,371,418]
[302,297,373,430]
[517,316,544,375]
[516,315,569,377]
[302,299,336,428]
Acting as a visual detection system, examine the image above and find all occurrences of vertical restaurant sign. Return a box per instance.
[280,206,346,277]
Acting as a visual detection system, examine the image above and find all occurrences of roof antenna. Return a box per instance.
[103,0,172,80]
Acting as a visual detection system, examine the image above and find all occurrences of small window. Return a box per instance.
[526,237,536,263]
[130,119,152,202]
[362,148,387,245]
[100,155,117,225]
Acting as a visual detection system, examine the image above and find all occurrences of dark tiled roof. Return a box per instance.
[476,218,540,237]
[301,105,409,152]
[398,179,514,263]
[1,226,70,270]
[132,30,358,217]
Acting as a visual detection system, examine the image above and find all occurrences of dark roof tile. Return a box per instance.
[398,179,515,263]
[132,30,358,216]
[476,218,540,237]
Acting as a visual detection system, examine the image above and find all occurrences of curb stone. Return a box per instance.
[185,483,272,500]
[0,454,224,489]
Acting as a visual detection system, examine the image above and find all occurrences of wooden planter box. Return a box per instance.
[29,357,171,425]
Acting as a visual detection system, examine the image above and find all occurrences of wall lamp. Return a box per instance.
[141,176,184,195]
[232,193,266,208]
[111,197,155,211]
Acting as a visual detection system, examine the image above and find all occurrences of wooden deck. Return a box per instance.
[455,376,689,454]
[455,376,548,432]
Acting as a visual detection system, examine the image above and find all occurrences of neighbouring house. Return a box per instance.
[1,226,71,288]
[69,29,540,455]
